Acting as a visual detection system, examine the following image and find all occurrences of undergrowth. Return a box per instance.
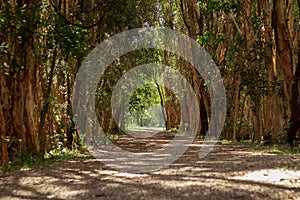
[0,148,93,172]
[251,143,300,154]
[218,139,300,154]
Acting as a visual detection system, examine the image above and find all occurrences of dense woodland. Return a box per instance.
[0,0,300,167]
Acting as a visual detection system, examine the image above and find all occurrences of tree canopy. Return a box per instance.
[0,0,300,167]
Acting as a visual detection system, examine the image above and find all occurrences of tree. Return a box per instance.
[287,48,300,145]
[0,0,41,165]
[287,0,300,144]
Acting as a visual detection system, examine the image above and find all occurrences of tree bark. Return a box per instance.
[180,0,208,135]
[273,0,295,107]
[287,44,300,145]
[0,1,40,165]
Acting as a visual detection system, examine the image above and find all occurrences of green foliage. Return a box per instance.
[199,0,239,13]
[251,143,300,155]
[128,82,164,127]
[42,8,88,56]
[198,31,212,46]
[0,3,40,40]
[217,139,300,155]
[0,149,92,172]
[213,34,228,48]
[276,163,300,170]
[129,82,158,113]
[101,0,158,32]
[0,3,41,70]
[53,24,88,56]
[0,152,46,172]
[164,128,178,133]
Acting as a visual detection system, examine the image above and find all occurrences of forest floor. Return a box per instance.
[1,131,300,200]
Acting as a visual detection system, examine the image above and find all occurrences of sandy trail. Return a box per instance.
[1,132,299,200]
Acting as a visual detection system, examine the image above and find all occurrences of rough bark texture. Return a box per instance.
[287,44,300,145]
[273,0,295,109]
[180,0,209,135]
[0,0,40,165]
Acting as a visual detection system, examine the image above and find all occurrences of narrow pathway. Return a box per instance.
[1,132,299,200]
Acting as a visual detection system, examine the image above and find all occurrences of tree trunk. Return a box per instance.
[39,49,56,156]
[287,44,300,145]
[180,0,208,135]
[273,0,295,109]
[155,80,167,125]
[0,1,40,165]
[232,72,241,142]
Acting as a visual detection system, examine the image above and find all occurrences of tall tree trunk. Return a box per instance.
[39,49,56,156]
[0,76,9,166]
[155,80,167,125]
[232,72,241,142]
[180,0,208,135]
[273,0,295,111]
[66,73,74,148]
[287,43,300,145]
[0,1,41,165]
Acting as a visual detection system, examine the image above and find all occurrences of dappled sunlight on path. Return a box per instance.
[1,132,299,199]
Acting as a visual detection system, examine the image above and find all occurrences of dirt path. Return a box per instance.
[1,132,300,200]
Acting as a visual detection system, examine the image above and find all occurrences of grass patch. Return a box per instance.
[251,144,300,154]
[0,154,49,172]
[162,128,179,133]
[217,139,252,145]
[0,148,93,173]
[275,163,300,170]
[217,139,300,154]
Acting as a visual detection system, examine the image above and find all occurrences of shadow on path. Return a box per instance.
[1,131,299,200]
